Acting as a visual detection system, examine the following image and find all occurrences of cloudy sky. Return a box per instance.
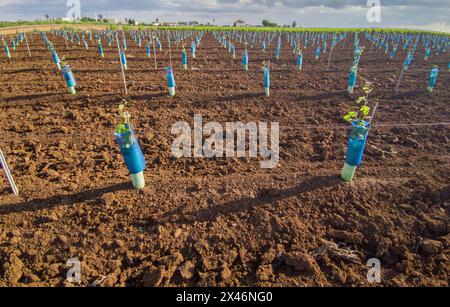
[0,0,449,32]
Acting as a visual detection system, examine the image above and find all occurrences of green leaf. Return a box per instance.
[115,124,128,134]
[360,105,370,116]
[343,111,357,122]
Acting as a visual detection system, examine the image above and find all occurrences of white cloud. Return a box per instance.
[0,0,449,31]
[401,22,450,33]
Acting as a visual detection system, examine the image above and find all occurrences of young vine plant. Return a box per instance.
[343,81,373,126]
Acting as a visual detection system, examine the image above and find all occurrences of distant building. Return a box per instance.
[152,20,199,27]
[234,19,248,27]
[104,18,119,24]
[58,17,75,22]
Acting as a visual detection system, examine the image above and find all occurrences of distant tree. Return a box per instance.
[45,14,49,20]
[262,19,277,27]
[81,17,96,22]
[98,14,103,20]
[292,21,296,28]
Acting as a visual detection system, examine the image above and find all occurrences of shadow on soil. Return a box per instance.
[0,181,133,215]
[295,90,348,101]
[193,92,265,106]
[4,92,60,102]
[150,175,342,225]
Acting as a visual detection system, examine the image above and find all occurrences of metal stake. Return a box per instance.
[0,148,19,195]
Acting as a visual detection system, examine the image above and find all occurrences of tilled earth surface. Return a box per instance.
[0,30,449,287]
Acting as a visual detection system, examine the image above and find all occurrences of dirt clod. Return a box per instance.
[178,261,196,280]
[421,239,444,255]
[142,266,165,287]
[284,252,321,275]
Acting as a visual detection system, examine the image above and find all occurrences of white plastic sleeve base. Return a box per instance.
[341,163,357,182]
[131,172,145,190]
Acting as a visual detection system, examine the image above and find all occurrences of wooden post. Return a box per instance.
[116,32,128,95]
[395,65,406,93]
[152,33,157,70]
[168,31,172,67]
[327,46,333,70]
[25,33,32,57]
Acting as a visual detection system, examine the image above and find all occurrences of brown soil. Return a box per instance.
[0,31,449,287]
